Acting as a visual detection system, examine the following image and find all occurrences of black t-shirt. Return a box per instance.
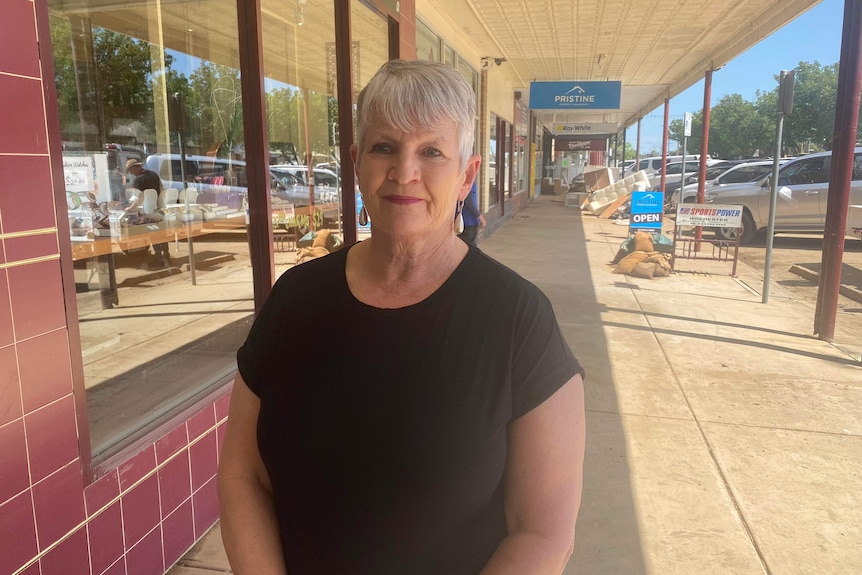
[237,243,583,574]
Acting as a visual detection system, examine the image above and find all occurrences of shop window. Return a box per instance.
[416,19,440,62]
[503,121,512,197]
[488,113,498,208]
[443,45,456,68]
[48,0,254,463]
[49,0,254,458]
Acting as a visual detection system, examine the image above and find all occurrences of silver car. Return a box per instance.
[706,149,862,244]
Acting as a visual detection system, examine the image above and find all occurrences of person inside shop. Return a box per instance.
[457,178,487,246]
[125,158,171,268]
[218,59,586,575]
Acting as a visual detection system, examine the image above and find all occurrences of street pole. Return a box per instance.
[763,70,794,303]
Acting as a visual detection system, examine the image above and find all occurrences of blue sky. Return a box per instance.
[637,0,845,154]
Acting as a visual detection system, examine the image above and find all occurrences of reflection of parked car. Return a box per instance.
[270,167,339,205]
[272,165,340,188]
[144,154,248,209]
[706,149,862,244]
[670,161,783,207]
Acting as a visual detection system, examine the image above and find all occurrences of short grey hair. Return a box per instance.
[355,59,476,170]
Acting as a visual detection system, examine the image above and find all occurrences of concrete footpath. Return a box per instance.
[170,195,862,574]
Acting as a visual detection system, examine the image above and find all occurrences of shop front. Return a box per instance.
[0,1,404,574]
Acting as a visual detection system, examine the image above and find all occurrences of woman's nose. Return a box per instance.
[388,154,420,184]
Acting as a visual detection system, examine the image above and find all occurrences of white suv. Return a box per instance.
[706,149,862,243]
[671,161,781,206]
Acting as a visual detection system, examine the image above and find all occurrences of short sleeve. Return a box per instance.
[510,289,584,419]
[236,273,293,397]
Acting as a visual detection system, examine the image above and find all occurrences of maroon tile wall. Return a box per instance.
[39,528,90,575]
[0,155,58,235]
[0,0,330,572]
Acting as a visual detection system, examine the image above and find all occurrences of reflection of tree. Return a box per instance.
[266,85,335,163]
[188,63,243,157]
[49,16,341,163]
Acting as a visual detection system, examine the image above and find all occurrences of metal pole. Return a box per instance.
[696,69,714,249]
[622,127,627,177]
[815,0,862,340]
[680,134,687,207]
[660,98,669,195]
[636,117,642,169]
[763,85,787,304]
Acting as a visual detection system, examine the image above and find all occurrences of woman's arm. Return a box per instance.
[218,374,288,575]
[481,374,586,575]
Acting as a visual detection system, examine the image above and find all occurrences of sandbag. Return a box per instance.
[632,231,654,252]
[613,251,650,274]
[630,262,657,279]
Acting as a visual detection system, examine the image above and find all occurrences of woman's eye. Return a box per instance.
[424,148,442,157]
[371,143,393,153]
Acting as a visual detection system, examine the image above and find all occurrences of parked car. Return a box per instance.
[649,159,728,189]
[670,160,784,207]
[705,149,862,243]
[636,154,704,176]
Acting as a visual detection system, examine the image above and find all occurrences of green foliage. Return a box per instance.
[668,60,850,159]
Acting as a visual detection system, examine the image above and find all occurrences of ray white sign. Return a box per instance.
[552,122,617,135]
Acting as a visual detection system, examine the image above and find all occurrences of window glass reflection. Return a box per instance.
[50,0,253,458]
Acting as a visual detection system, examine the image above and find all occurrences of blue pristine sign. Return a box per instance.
[529,81,622,110]
[630,191,664,230]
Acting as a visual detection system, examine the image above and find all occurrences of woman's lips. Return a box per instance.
[384,195,423,205]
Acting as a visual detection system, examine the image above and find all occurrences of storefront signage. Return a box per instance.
[676,204,743,228]
[630,191,664,230]
[559,139,606,151]
[552,122,617,135]
[529,81,622,110]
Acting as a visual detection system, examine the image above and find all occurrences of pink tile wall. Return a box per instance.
[0,2,230,573]
[0,4,228,575]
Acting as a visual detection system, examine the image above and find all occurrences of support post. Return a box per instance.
[660,98,669,195]
[636,117,642,168]
[237,0,274,309]
[815,0,862,340]
[335,0,357,246]
[696,68,714,249]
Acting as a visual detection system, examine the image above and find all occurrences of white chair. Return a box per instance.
[142,189,159,214]
[179,187,198,205]
[161,187,179,208]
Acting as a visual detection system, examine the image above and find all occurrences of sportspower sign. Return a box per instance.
[676,204,743,228]
[529,81,622,110]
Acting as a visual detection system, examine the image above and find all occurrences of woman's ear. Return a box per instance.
[458,155,482,200]
[350,144,359,169]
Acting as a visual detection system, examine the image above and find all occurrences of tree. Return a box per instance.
[669,112,702,155]
[761,61,840,154]
[707,94,772,159]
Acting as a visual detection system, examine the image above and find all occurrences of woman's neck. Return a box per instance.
[346,232,468,309]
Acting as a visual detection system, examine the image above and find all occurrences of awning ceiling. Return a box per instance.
[427,0,823,132]
[52,0,824,134]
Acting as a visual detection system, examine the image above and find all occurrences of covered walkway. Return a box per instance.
[171,196,862,574]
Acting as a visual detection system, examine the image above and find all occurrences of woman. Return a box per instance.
[218,59,586,574]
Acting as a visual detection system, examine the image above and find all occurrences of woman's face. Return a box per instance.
[352,119,479,241]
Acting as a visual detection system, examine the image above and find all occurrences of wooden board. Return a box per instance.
[599,192,632,219]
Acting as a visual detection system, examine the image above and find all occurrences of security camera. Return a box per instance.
[494,58,506,67]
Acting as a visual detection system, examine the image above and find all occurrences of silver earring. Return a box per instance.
[455,200,465,234]
[358,205,369,226]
